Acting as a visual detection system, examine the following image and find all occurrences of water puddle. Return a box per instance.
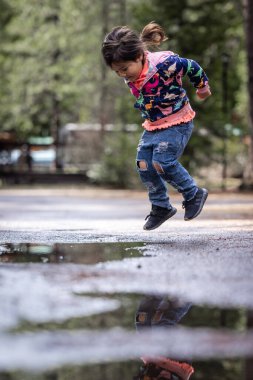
[0,290,252,377]
[0,358,251,380]
[0,241,252,378]
[0,242,144,264]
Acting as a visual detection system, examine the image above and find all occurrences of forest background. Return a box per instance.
[0,0,252,189]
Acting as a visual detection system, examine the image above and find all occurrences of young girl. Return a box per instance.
[102,22,211,230]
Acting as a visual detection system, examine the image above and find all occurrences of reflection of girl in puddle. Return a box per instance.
[134,357,194,380]
[134,295,194,380]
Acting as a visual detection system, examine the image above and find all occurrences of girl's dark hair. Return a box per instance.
[101,22,168,66]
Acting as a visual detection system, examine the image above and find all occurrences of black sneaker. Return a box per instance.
[143,205,177,230]
[182,188,208,221]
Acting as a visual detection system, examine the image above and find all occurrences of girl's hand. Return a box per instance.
[196,86,212,100]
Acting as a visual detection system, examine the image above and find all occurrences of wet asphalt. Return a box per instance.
[0,186,252,307]
[0,186,253,372]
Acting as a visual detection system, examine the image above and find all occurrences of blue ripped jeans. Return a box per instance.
[136,121,197,209]
[135,295,192,331]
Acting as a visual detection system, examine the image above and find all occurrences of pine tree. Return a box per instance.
[242,0,253,187]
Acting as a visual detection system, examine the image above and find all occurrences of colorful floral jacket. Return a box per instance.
[126,51,209,122]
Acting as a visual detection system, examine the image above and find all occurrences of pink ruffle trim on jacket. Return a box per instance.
[142,103,196,131]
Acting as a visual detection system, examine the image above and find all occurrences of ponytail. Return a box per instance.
[140,22,168,47]
[102,22,168,66]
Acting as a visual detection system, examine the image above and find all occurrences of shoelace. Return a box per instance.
[145,213,151,220]
[145,211,156,220]
[145,211,169,220]
[182,198,195,209]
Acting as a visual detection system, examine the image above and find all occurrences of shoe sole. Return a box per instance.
[184,189,208,221]
[143,207,177,230]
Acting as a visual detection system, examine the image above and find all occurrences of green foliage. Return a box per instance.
[94,131,141,189]
[0,0,249,187]
[0,0,101,138]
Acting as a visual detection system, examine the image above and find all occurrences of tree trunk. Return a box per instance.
[119,0,127,24]
[242,0,253,188]
[99,0,128,135]
[99,0,109,136]
[245,310,253,380]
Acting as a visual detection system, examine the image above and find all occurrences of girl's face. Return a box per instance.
[111,56,143,82]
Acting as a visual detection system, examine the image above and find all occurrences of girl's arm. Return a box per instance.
[167,56,211,99]
[196,85,212,99]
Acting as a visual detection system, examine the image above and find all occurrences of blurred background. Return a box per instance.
[0,0,252,191]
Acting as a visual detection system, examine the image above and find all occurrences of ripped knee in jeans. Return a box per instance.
[137,160,148,171]
[152,161,164,174]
